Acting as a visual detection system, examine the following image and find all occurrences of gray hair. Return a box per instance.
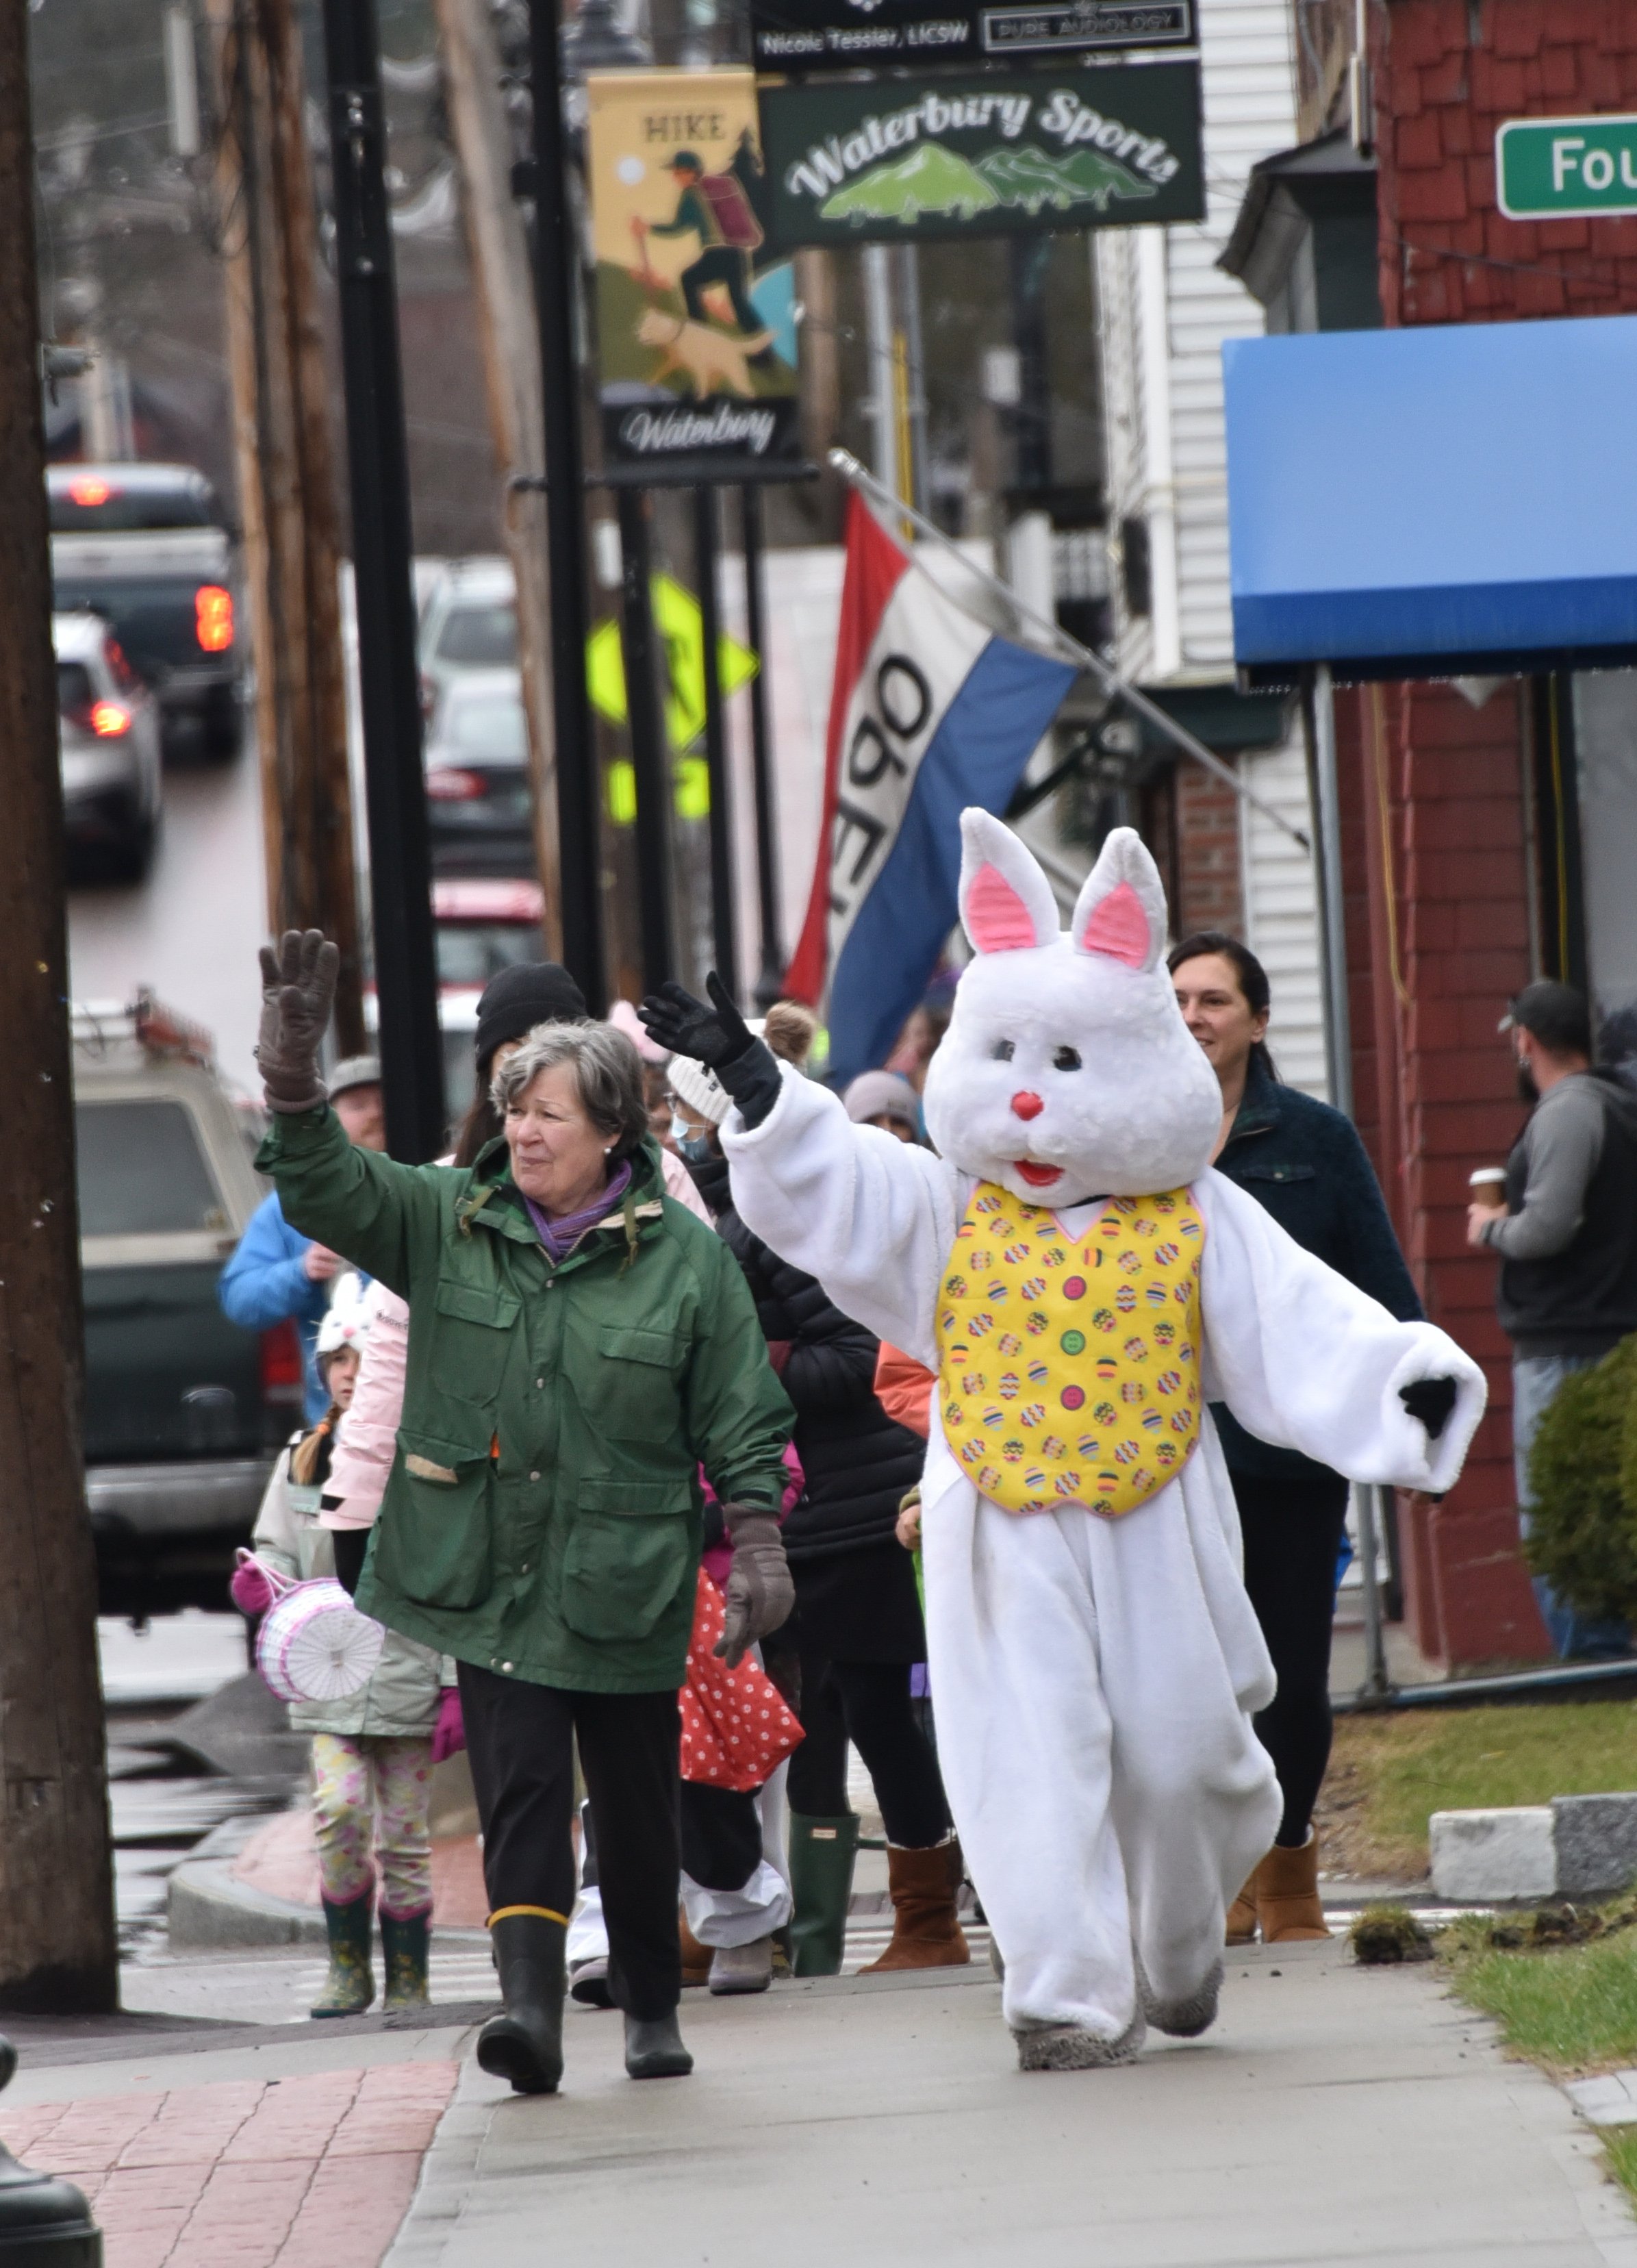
[492,1020,649,1157]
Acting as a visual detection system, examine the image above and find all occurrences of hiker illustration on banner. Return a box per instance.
[759,61,1202,249]
[586,69,802,473]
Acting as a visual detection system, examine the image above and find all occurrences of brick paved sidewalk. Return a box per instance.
[2,2059,457,2268]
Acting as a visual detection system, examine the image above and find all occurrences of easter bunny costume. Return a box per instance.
[650,816,1486,2070]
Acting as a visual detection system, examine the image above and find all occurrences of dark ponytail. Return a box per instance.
[1167,931,1279,1083]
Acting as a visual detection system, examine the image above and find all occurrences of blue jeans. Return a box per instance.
[1513,1352,1632,1661]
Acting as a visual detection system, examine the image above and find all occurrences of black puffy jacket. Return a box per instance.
[687,1150,924,1562]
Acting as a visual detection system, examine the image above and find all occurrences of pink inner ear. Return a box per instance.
[965,861,1042,954]
[1080,879,1150,969]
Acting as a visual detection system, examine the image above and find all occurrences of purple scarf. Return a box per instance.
[523,1159,633,1262]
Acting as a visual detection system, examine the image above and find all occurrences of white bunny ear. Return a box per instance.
[1070,827,1168,973]
[957,810,1061,957]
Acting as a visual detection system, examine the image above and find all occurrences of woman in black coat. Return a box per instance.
[1169,933,1423,1948]
[668,1019,965,1978]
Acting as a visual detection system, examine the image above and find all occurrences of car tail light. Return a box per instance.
[90,700,131,737]
[195,584,233,653]
[260,1319,305,1414]
[426,766,485,801]
[68,476,114,507]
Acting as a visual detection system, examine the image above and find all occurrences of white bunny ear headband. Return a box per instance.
[956,810,1169,972]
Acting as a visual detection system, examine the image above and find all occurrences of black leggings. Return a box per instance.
[786,1654,950,1850]
[1232,1467,1352,1850]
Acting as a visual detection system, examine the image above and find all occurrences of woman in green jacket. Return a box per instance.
[253,933,795,2094]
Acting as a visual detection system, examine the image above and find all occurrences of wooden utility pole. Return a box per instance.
[432,0,563,956]
[0,2,119,2013]
[210,0,366,1048]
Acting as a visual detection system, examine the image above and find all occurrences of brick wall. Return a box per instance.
[1173,760,1245,938]
[1353,1,1637,1662]
[1375,1,1637,327]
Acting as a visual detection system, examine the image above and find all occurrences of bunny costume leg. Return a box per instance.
[921,1431,1279,2050]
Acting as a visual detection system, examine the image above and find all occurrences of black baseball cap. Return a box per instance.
[1500,981,1592,1057]
[666,150,702,171]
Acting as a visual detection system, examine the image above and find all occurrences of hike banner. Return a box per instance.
[758,60,1202,249]
[585,70,802,476]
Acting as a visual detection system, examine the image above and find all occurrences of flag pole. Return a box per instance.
[828,448,1309,853]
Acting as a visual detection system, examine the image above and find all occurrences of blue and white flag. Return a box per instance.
[787,495,1076,1087]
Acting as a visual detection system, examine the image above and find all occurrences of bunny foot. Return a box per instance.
[1014,2011,1145,2071]
[1137,1956,1223,2039]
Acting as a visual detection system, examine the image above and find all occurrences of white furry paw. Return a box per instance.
[1137,1957,1222,2039]
[1013,2013,1145,2072]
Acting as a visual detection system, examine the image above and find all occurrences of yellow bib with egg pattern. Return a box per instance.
[935,1183,1205,1518]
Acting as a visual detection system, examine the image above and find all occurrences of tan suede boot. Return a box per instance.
[860,1841,972,1972]
[1255,1832,1330,1943]
[678,1906,713,1987]
[1225,1874,1260,1946]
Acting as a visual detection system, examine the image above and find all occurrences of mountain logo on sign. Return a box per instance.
[818,138,1154,224]
[820,142,999,223]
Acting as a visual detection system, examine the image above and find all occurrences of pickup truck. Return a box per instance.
[49,463,243,764]
[75,995,299,1617]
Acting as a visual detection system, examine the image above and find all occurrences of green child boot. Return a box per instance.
[787,1813,860,1978]
[381,1907,431,2012]
[312,1887,375,2017]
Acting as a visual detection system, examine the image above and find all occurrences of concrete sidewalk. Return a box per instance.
[386,1943,1637,2268]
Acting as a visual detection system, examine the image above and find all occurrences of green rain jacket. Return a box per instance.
[256,1107,793,1693]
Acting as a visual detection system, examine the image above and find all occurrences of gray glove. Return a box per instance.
[257,929,340,1114]
[715,1501,794,1670]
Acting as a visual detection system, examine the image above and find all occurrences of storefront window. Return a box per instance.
[1572,668,1637,1072]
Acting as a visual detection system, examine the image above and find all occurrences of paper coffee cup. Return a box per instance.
[1469,1167,1507,1210]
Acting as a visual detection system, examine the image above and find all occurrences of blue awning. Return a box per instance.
[1223,314,1637,683]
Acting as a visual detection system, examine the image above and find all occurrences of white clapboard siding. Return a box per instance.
[1239,729,1329,1101]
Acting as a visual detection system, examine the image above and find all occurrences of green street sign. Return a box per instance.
[1496,114,1637,219]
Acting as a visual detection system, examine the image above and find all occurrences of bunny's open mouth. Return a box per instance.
[1015,1161,1063,1188]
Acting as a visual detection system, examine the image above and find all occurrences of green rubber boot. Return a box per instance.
[787,1813,859,1978]
[381,1907,431,2012]
[477,1913,566,2095]
[311,1887,375,2017]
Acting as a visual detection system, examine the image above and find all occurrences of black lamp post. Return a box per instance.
[0,2038,102,2260]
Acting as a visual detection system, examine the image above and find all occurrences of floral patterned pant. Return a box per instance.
[309,1732,433,1918]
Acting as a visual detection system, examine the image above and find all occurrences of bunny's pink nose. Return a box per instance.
[1011,1090,1044,1121]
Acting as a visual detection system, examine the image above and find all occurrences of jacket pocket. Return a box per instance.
[576,1322,684,1445]
[559,1476,692,1644]
[377,1422,494,1612]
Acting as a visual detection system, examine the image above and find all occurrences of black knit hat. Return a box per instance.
[474,962,587,1074]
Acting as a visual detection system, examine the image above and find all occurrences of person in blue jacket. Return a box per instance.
[1169,934,1425,1950]
[220,1056,385,1420]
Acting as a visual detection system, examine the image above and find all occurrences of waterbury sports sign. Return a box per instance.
[759,61,1202,248]
[750,0,1193,77]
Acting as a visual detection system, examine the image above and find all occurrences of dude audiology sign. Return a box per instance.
[758,60,1202,247]
[586,69,802,475]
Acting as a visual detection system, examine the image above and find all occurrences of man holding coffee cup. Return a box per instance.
[1467,981,1637,1657]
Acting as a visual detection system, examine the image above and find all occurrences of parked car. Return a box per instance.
[49,463,243,764]
[75,994,298,1618]
[434,877,546,1112]
[417,555,517,726]
[422,667,535,875]
[57,608,164,885]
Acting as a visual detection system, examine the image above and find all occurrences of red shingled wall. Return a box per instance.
[1360,0,1637,1662]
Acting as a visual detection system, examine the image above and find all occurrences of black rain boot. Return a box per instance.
[787,1813,859,1978]
[624,2008,693,2080]
[477,1911,567,2095]
[381,1906,431,2012]
[311,1886,376,2017]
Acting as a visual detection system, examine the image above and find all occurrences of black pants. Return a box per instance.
[582,1782,764,1898]
[682,247,759,334]
[457,1662,681,2019]
[786,1654,950,1849]
[1232,1467,1352,1849]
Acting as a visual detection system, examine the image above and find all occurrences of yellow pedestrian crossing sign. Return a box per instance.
[585,574,759,754]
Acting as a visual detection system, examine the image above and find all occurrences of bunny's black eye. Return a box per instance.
[1054,1046,1082,1072]
[991,1039,1015,1063]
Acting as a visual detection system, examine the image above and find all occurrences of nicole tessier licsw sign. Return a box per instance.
[760,62,1202,248]
[1496,113,1637,220]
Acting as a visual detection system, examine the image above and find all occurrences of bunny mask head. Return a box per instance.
[922,813,1221,1205]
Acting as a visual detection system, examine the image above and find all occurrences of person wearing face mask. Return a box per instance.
[1168,933,1424,1945]
[1467,981,1637,1660]
[668,1004,966,1980]
[249,933,794,2097]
